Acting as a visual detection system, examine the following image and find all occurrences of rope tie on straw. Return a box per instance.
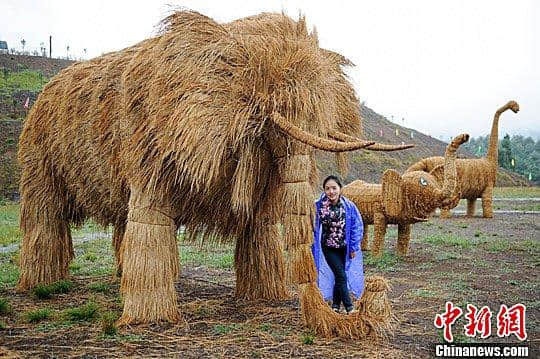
[128,205,175,226]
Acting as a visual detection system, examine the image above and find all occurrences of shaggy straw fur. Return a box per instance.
[18,10,405,333]
[342,134,469,257]
[406,101,519,218]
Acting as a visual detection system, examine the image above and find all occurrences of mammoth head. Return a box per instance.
[382,134,469,221]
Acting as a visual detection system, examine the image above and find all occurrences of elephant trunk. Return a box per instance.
[486,100,520,165]
[441,134,469,203]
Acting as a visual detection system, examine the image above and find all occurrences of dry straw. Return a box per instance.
[18,10,406,336]
[406,101,519,218]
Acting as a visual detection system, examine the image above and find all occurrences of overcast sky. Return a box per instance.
[3,0,538,140]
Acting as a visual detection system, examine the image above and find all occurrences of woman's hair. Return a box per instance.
[322,175,343,189]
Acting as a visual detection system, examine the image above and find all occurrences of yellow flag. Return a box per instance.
[511,158,515,167]
[395,128,399,136]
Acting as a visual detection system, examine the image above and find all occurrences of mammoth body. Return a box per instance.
[342,134,470,257]
[17,11,406,331]
[406,101,519,218]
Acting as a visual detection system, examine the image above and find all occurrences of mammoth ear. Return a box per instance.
[429,164,445,185]
[382,169,403,217]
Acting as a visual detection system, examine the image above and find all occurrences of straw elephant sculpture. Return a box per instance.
[17,11,412,338]
[342,134,469,257]
[406,101,519,218]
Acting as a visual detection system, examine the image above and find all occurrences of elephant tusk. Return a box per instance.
[328,129,415,151]
[270,113,375,152]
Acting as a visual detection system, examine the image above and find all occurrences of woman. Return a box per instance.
[312,175,364,314]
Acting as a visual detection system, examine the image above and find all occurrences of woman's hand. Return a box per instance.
[350,251,356,259]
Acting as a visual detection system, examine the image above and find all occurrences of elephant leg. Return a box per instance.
[466,198,477,217]
[440,208,452,218]
[481,186,494,218]
[371,212,387,257]
[117,185,180,325]
[361,224,369,251]
[396,224,411,256]
[17,173,74,291]
[112,221,126,277]
[234,216,288,300]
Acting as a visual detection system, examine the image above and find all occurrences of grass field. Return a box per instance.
[0,188,538,357]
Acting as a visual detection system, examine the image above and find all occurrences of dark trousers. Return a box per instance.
[322,246,353,310]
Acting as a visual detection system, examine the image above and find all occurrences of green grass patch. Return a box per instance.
[363,251,400,271]
[100,311,119,336]
[24,308,53,323]
[434,252,459,261]
[493,187,540,198]
[517,240,540,254]
[0,321,6,329]
[213,323,241,335]
[63,301,100,322]
[179,242,234,270]
[0,252,19,289]
[0,70,48,95]
[32,280,74,299]
[301,331,316,345]
[484,239,510,253]
[412,289,438,298]
[422,234,473,249]
[0,297,11,315]
[69,238,115,276]
[0,203,21,246]
[87,282,112,294]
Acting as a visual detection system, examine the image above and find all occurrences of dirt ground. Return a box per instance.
[0,210,538,358]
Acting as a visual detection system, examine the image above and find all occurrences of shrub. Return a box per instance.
[24,308,53,323]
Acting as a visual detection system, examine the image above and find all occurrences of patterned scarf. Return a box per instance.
[319,196,346,248]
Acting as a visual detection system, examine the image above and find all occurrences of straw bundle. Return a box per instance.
[299,275,394,339]
[406,101,519,218]
[117,185,180,324]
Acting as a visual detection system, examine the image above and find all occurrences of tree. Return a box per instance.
[498,134,513,170]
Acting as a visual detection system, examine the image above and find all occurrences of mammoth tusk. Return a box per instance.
[328,129,415,151]
[270,113,375,152]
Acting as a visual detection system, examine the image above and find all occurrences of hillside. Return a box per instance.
[0,54,530,198]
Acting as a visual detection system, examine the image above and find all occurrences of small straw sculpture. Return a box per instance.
[406,101,519,218]
[17,10,403,336]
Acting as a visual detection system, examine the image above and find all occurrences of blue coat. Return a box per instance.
[312,194,365,301]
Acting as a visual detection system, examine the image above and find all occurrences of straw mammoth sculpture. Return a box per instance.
[17,11,410,337]
[342,134,469,257]
[406,101,519,218]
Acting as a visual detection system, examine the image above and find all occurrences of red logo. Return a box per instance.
[434,301,463,342]
[435,302,527,342]
[497,304,527,341]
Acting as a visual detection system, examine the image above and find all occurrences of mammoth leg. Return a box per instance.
[112,221,126,277]
[466,198,477,217]
[371,212,387,257]
[117,186,180,325]
[396,224,411,256]
[361,224,369,251]
[17,171,74,291]
[234,215,288,300]
[481,186,494,218]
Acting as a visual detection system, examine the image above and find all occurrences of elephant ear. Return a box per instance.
[429,164,445,185]
[382,169,403,217]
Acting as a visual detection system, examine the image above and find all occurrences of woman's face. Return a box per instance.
[324,179,341,203]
